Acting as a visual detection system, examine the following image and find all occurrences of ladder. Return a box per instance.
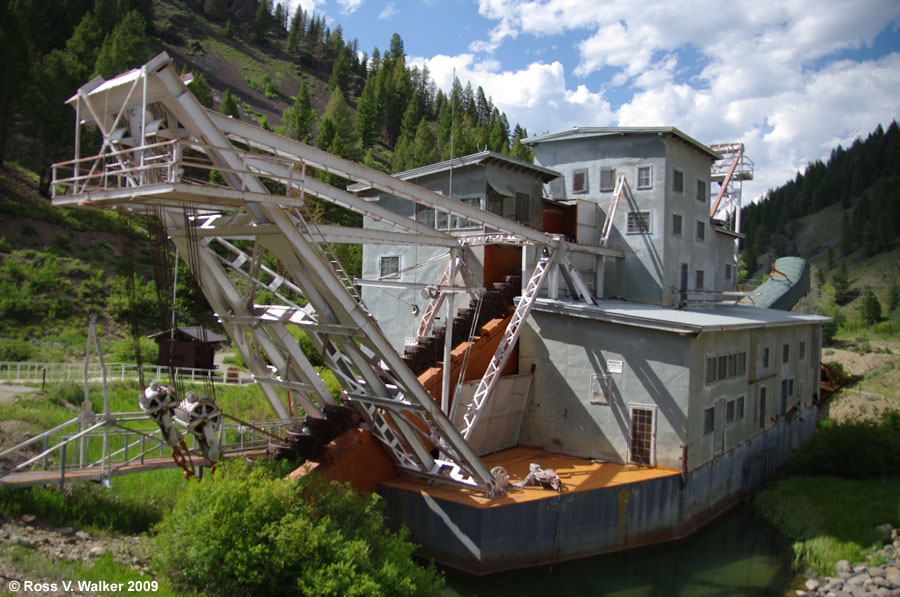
[599,174,630,246]
[460,252,555,440]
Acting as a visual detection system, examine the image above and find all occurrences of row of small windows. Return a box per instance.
[575,166,709,199]
[703,396,745,434]
[672,169,707,203]
[705,351,747,384]
[760,341,807,369]
[414,194,530,230]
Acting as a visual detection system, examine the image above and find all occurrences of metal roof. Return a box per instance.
[148,327,228,343]
[347,150,560,193]
[531,298,829,335]
[523,127,722,161]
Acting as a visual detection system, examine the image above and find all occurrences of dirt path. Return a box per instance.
[0,383,36,404]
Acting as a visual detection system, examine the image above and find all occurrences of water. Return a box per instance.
[441,504,796,597]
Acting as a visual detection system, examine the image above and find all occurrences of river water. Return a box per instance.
[441,503,797,596]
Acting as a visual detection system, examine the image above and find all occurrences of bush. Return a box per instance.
[783,411,900,478]
[0,338,34,361]
[110,337,159,364]
[153,460,443,596]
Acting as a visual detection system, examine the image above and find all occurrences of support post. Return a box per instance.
[441,248,458,414]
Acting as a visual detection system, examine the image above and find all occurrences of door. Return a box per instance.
[629,406,655,465]
[679,263,688,303]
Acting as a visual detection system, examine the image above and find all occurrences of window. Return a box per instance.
[736,396,745,420]
[782,344,790,363]
[759,388,767,429]
[630,407,654,465]
[799,341,806,360]
[763,347,770,368]
[725,264,732,280]
[706,351,749,384]
[637,166,652,189]
[590,374,611,405]
[673,169,684,193]
[726,400,735,424]
[627,211,651,234]
[780,380,788,415]
[696,269,704,290]
[696,179,706,202]
[379,256,400,280]
[449,197,480,230]
[704,406,715,435]
[572,168,588,194]
[672,213,682,236]
[515,193,530,225]
[600,168,616,192]
[696,220,706,242]
[415,203,435,228]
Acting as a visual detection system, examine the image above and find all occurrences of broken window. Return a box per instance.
[736,396,745,420]
[725,264,732,280]
[696,269,705,290]
[799,341,806,360]
[696,179,706,202]
[782,343,790,363]
[627,211,650,234]
[763,347,770,368]
[759,388,767,429]
[726,400,735,424]
[630,407,654,465]
[515,193,530,225]
[672,213,682,236]
[696,220,706,242]
[415,203,435,228]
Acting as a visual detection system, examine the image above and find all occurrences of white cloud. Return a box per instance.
[378,2,397,21]
[337,0,364,15]
[409,54,614,135]
[464,0,900,199]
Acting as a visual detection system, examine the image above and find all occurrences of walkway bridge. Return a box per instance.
[47,53,621,496]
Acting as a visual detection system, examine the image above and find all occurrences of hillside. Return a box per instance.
[741,121,900,331]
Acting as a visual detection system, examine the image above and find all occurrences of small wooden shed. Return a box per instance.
[149,327,228,370]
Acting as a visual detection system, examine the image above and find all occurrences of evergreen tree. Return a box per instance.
[510,125,533,162]
[204,0,229,22]
[831,261,849,304]
[355,74,381,147]
[224,19,233,37]
[252,0,271,43]
[94,10,151,78]
[65,12,104,81]
[320,87,358,158]
[329,46,353,94]
[887,282,900,315]
[188,70,213,108]
[287,5,304,52]
[283,81,316,142]
[273,2,286,31]
[858,287,881,325]
[219,88,240,119]
[388,33,404,60]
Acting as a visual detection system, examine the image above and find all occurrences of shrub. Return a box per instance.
[0,236,10,252]
[0,338,34,361]
[153,460,443,596]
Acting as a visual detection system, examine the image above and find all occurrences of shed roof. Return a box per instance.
[148,327,228,343]
[347,150,560,193]
[531,298,829,336]
[523,127,721,161]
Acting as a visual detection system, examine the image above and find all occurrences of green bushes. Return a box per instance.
[153,460,443,596]
[781,412,900,478]
[0,337,35,361]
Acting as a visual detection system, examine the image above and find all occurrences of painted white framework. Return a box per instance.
[51,53,621,495]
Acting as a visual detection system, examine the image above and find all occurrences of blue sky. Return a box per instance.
[289,0,900,200]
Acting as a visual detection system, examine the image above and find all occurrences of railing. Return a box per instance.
[0,362,252,385]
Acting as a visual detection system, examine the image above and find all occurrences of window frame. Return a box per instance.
[572,168,589,194]
[725,263,732,281]
[696,220,706,242]
[637,165,652,190]
[379,255,400,280]
[672,213,682,237]
[626,211,651,235]
[673,169,684,193]
[703,405,715,435]
[696,269,704,291]
[600,168,616,192]
[782,343,790,364]
[696,178,706,203]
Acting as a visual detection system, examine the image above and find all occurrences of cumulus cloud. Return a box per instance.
[464,0,900,199]
[378,2,397,21]
[337,0,364,15]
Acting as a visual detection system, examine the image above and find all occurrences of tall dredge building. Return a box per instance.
[48,56,825,574]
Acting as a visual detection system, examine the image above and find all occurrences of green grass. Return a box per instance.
[753,475,900,575]
[1,544,187,596]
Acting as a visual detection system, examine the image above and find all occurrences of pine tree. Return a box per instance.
[188,70,213,108]
[329,46,353,94]
[204,0,229,22]
[283,81,315,142]
[320,87,358,159]
[858,287,881,325]
[287,6,304,52]
[355,74,381,147]
[94,11,151,78]
[887,282,900,314]
[224,19,233,38]
[252,0,271,43]
[220,88,240,119]
[273,2,286,31]
[65,13,104,81]
[831,261,849,304]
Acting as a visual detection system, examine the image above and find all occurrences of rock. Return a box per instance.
[876,524,894,539]
[837,560,853,574]
[795,591,807,596]
[75,530,90,540]
[872,567,887,578]
[10,536,31,547]
[57,527,75,536]
[833,590,852,597]
[806,579,821,591]
[854,564,868,573]
[89,546,106,556]
[847,573,868,586]
[20,513,36,524]
[825,579,845,591]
